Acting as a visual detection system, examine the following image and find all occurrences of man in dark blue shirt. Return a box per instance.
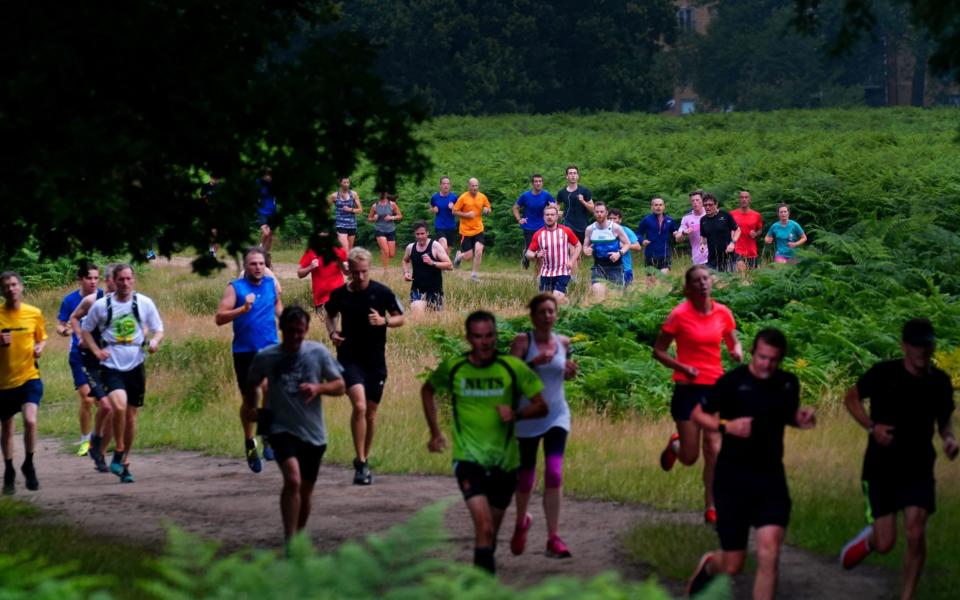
[430,176,457,252]
[636,197,679,273]
[512,174,555,269]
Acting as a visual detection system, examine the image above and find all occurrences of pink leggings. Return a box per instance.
[517,427,568,493]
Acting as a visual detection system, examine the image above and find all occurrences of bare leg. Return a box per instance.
[466,495,496,547]
[387,241,396,259]
[123,406,138,464]
[109,389,128,453]
[472,243,484,275]
[701,430,721,510]
[753,525,785,600]
[77,384,93,436]
[298,478,317,532]
[347,384,367,462]
[337,232,350,251]
[377,236,390,272]
[676,419,702,466]
[364,400,379,459]
[902,507,929,600]
[279,457,302,541]
[21,403,38,454]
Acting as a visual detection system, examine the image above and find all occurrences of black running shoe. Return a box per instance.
[2,467,14,495]
[353,458,372,485]
[21,462,39,491]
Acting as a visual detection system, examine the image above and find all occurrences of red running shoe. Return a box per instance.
[688,552,715,596]
[510,513,532,555]
[660,433,681,471]
[545,534,572,558]
[704,507,717,525]
[840,525,873,570]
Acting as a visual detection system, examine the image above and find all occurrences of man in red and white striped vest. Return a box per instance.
[525,205,582,300]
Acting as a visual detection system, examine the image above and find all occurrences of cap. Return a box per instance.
[902,318,935,347]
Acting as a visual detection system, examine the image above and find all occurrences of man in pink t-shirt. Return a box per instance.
[675,190,708,265]
[730,191,763,271]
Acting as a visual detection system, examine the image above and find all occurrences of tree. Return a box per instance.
[0,2,430,270]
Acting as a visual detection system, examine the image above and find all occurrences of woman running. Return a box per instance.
[764,204,807,264]
[297,231,348,315]
[368,192,402,273]
[653,264,742,524]
[329,177,362,251]
[509,293,578,558]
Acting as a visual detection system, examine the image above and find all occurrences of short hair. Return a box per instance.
[608,207,622,218]
[348,247,373,264]
[76,260,99,280]
[465,310,496,335]
[652,197,665,204]
[244,247,266,264]
[0,271,22,285]
[566,165,579,174]
[689,189,704,199]
[543,204,559,213]
[439,176,450,184]
[528,293,558,316]
[702,193,718,205]
[411,220,428,232]
[684,264,710,287]
[777,203,790,211]
[279,305,311,330]
[752,328,788,356]
[593,200,607,210]
[902,318,935,347]
[112,263,133,279]
[104,263,119,280]
[531,173,543,181]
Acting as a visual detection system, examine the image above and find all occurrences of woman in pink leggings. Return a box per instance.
[508,293,578,558]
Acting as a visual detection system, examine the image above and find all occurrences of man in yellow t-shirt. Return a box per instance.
[452,177,492,281]
[0,271,47,494]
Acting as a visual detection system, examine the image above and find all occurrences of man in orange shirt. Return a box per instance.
[452,178,492,282]
[731,191,763,271]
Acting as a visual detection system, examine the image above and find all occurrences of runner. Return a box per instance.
[636,197,679,273]
[215,248,283,473]
[256,168,279,253]
[243,305,346,543]
[674,190,708,266]
[608,208,642,285]
[402,221,452,316]
[452,178,492,282]
[512,174,556,270]
[555,165,594,250]
[764,204,807,264]
[687,328,817,598]
[730,190,763,271]
[80,264,164,483]
[509,294,578,559]
[430,176,457,253]
[421,310,548,574]
[699,193,740,273]
[525,205,581,300]
[56,261,102,457]
[368,192,402,274]
[581,202,631,301]
[329,177,363,251]
[0,271,47,494]
[653,264,742,524]
[297,231,348,315]
[839,318,957,600]
[324,247,404,485]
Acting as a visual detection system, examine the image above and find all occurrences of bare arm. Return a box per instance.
[367,204,378,223]
[391,201,402,222]
[214,284,250,326]
[509,333,529,359]
[722,329,743,362]
[512,204,523,224]
[421,381,448,452]
[69,294,96,342]
[352,191,363,214]
[652,330,697,380]
[582,225,594,256]
[297,258,318,278]
[430,242,453,270]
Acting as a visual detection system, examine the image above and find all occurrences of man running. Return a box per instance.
[730,191,763,271]
[430,176,457,253]
[56,261,102,457]
[81,264,164,483]
[512,174,556,269]
[0,271,47,494]
[687,328,817,599]
[421,310,548,574]
[636,197,679,273]
[556,165,594,249]
[329,177,363,251]
[674,190,708,266]
[402,221,452,315]
[582,202,631,301]
[452,178,491,282]
[244,305,345,543]
[839,318,957,600]
[216,247,283,473]
[608,208,642,285]
[699,193,740,272]
[525,205,581,300]
[256,168,279,253]
[325,247,404,485]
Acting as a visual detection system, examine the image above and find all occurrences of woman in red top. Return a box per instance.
[653,264,743,524]
[297,231,348,314]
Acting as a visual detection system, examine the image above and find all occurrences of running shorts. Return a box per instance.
[671,384,711,421]
[102,364,147,408]
[714,465,791,551]
[539,275,571,294]
[435,228,458,248]
[343,363,387,404]
[863,478,936,520]
[233,352,257,394]
[336,227,358,236]
[410,289,444,309]
[645,255,672,270]
[454,461,518,510]
[69,349,89,388]
[0,379,43,421]
[80,350,107,400]
[590,263,624,286]
[460,233,485,253]
[376,231,396,242]
[268,432,327,483]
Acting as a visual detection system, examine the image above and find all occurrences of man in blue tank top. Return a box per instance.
[216,247,283,473]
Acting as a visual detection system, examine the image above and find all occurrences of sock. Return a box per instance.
[245,438,256,450]
[3,459,12,473]
[473,546,496,574]
[80,433,91,443]
[90,435,102,454]
[112,450,124,464]
[24,452,33,466]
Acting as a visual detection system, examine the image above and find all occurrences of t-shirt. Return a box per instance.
[704,366,800,471]
[256,178,277,216]
[699,210,739,266]
[636,214,679,259]
[324,281,403,367]
[81,293,163,372]
[428,354,544,470]
[453,192,491,236]
[299,247,347,307]
[556,186,592,232]
[58,288,103,352]
[766,220,805,259]
[431,192,456,230]
[515,190,556,232]
[621,226,638,273]
[529,225,579,278]
[247,341,343,447]
[661,300,736,385]
[0,303,47,390]
[229,276,278,354]
[857,359,955,482]
[679,211,707,265]
[731,209,763,258]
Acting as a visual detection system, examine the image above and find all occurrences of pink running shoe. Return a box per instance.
[510,513,532,555]
[660,433,680,471]
[840,525,873,570]
[704,507,717,525]
[545,534,572,558]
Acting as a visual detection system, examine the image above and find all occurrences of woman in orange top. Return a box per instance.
[653,264,743,524]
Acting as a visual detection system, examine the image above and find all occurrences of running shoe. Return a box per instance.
[2,467,14,495]
[470,272,480,282]
[840,525,873,570]
[687,552,715,596]
[21,462,39,491]
[545,534,572,559]
[120,468,135,484]
[145,250,157,261]
[110,458,124,477]
[510,513,532,555]
[453,253,462,269]
[246,440,262,473]
[92,453,110,473]
[353,458,372,485]
[76,439,91,457]
[660,433,680,471]
[262,443,275,462]
[704,507,717,525]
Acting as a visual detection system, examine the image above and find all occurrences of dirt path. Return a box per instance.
[16,438,892,598]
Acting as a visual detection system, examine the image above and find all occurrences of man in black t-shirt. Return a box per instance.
[556,165,594,253]
[839,318,957,600]
[699,194,740,273]
[324,247,404,485]
[687,329,816,599]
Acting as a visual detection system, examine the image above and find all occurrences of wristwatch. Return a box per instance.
[718,419,728,434]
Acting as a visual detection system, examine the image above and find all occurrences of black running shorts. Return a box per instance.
[343,363,388,404]
[102,364,147,408]
[714,465,791,551]
[269,432,327,483]
[454,461,518,510]
[863,478,936,519]
[671,384,711,421]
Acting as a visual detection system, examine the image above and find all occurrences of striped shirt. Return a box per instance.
[529,225,579,277]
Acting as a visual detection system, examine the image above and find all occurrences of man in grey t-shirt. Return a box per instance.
[245,306,345,542]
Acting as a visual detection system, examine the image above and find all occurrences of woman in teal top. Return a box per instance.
[765,204,807,263]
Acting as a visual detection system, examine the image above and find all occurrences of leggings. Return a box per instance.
[517,427,568,493]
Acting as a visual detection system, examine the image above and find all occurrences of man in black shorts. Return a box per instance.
[429,176,458,252]
[699,193,740,273]
[687,328,817,599]
[402,221,452,316]
[245,306,344,542]
[839,318,957,600]
[324,247,404,485]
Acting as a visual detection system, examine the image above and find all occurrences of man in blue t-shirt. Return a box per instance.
[56,261,103,457]
[512,174,556,269]
[609,208,642,285]
[636,197,679,273]
[430,176,457,252]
